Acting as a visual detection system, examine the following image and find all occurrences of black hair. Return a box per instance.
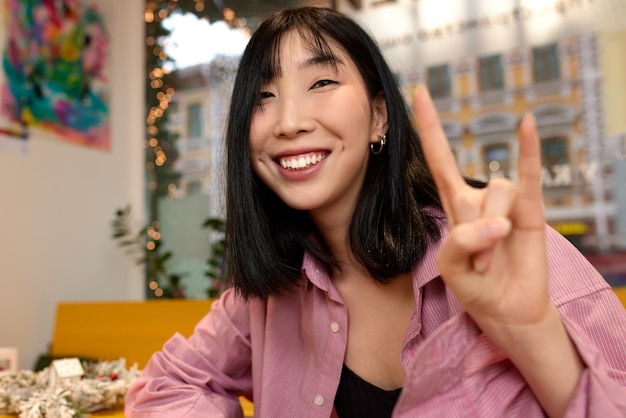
[224,7,442,300]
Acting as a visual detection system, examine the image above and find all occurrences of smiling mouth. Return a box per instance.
[278,152,327,170]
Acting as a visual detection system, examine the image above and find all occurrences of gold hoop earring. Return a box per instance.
[370,134,387,155]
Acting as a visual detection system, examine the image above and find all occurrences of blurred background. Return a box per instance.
[0,0,624,370]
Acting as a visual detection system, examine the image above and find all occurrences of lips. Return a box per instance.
[278,152,327,170]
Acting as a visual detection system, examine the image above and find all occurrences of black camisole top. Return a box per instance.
[333,363,402,418]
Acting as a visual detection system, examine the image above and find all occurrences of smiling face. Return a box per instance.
[249,30,388,225]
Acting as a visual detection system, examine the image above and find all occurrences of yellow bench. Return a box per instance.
[614,286,626,308]
[49,299,253,416]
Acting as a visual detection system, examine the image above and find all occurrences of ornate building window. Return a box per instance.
[427,64,450,98]
[478,54,503,91]
[186,102,203,138]
[532,43,560,83]
[541,136,569,167]
[483,143,511,179]
[468,112,517,181]
[541,136,571,188]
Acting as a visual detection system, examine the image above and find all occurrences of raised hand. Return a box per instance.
[413,86,583,417]
[414,85,549,331]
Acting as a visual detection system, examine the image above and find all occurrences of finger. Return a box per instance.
[450,186,482,224]
[438,217,512,277]
[473,179,517,273]
[413,85,466,208]
[481,178,517,219]
[514,114,545,228]
[473,249,494,274]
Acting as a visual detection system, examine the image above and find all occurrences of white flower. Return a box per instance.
[0,359,138,417]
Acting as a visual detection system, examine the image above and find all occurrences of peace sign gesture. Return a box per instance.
[413,86,583,416]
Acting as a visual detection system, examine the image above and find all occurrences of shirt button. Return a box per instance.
[314,395,325,406]
[330,322,340,333]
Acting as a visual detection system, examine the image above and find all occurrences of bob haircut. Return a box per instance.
[225,7,442,300]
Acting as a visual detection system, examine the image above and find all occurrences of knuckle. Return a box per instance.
[488,177,516,193]
[447,224,475,251]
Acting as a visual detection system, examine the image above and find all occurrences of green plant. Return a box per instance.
[111,206,228,299]
[111,205,186,298]
[203,217,229,298]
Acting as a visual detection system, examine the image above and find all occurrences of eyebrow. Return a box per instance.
[262,46,345,83]
[298,53,343,72]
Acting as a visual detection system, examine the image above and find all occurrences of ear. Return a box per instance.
[370,91,388,143]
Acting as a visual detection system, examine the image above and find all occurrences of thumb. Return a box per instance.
[438,217,512,277]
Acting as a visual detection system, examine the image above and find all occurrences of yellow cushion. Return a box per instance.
[50,299,215,368]
[614,287,626,308]
[50,299,253,416]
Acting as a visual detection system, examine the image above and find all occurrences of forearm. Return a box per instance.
[491,304,584,418]
[125,337,249,417]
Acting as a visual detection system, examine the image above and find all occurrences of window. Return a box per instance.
[187,180,202,195]
[478,54,503,91]
[532,44,560,82]
[541,136,568,167]
[427,64,450,98]
[541,136,570,187]
[187,103,202,138]
[483,144,510,178]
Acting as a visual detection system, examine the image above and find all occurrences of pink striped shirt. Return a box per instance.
[125,226,626,417]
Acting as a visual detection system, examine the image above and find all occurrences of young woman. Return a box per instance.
[125,7,626,417]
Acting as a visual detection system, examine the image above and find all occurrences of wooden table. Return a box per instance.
[1,399,254,417]
[0,406,124,418]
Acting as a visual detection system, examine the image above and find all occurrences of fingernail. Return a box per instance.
[485,217,512,240]
[518,113,535,130]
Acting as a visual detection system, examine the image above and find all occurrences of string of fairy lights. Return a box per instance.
[144,1,178,297]
[144,1,176,297]
[142,0,243,297]
[144,1,177,192]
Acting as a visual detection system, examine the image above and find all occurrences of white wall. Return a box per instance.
[0,0,146,370]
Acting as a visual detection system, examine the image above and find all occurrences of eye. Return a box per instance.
[255,91,275,108]
[311,79,337,89]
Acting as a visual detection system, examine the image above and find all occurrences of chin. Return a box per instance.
[282,201,318,211]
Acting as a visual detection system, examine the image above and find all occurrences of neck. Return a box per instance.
[311,209,354,267]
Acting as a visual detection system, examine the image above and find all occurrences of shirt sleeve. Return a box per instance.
[543,227,626,416]
[558,289,626,416]
[124,289,253,418]
[395,302,626,417]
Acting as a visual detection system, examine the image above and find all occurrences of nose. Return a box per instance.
[272,97,314,139]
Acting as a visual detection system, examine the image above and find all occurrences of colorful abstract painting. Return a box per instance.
[1,0,110,149]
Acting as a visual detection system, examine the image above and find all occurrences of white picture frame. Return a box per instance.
[0,347,18,373]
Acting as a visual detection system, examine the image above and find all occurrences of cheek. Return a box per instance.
[324,90,372,134]
[326,107,373,146]
[249,113,267,155]
[248,114,272,179]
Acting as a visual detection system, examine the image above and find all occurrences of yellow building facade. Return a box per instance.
[341,0,626,257]
[409,32,619,252]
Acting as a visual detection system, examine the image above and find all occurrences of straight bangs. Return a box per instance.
[258,25,343,86]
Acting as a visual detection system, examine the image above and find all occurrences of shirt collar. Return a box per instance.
[410,226,447,300]
[300,224,447,301]
[301,253,344,303]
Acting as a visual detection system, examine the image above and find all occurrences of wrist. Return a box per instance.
[482,304,584,418]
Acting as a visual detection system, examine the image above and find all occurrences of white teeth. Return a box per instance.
[279,153,326,170]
